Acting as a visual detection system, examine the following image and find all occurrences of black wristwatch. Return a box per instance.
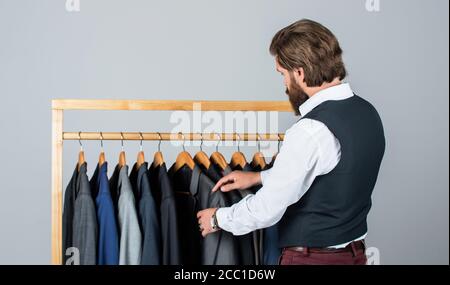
[211,208,221,231]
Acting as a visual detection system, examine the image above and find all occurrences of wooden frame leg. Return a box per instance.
[51,109,63,265]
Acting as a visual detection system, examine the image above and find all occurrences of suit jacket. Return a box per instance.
[130,162,161,265]
[62,164,79,264]
[109,165,120,218]
[228,163,261,265]
[204,163,258,265]
[249,162,281,265]
[72,163,98,265]
[169,164,201,265]
[110,164,142,265]
[149,163,181,265]
[90,162,119,265]
[190,165,239,265]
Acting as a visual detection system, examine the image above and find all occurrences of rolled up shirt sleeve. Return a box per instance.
[259,169,271,185]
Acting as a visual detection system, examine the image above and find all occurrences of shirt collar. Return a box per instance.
[299,83,354,118]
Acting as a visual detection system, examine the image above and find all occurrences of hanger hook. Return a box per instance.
[215,133,221,152]
[179,132,186,152]
[78,131,83,151]
[198,132,204,152]
[257,133,262,153]
[277,134,282,153]
[236,133,241,153]
[100,132,104,150]
[157,132,162,152]
[139,132,144,151]
[120,132,124,151]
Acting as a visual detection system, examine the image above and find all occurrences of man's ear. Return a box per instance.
[292,67,306,86]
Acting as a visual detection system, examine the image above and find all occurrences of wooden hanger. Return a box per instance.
[118,132,126,168]
[77,132,85,171]
[210,133,228,171]
[136,132,145,169]
[152,132,165,168]
[118,151,126,168]
[174,132,195,172]
[78,151,86,171]
[98,132,105,167]
[252,152,266,169]
[193,133,211,169]
[251,134,266,170]
[153,151,164,168]
[99,152,106,166]
[136,151,145,167]
[230,133,247,169]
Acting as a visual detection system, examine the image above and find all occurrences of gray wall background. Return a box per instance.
[0,0,448,265]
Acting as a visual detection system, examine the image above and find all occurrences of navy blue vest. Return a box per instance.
[278,95,385,248]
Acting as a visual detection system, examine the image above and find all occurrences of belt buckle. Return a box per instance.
[289,246,309,255]
[291,246,305,252]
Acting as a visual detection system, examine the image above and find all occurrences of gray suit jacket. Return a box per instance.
[115,165,142,265]
[218,165,260,265]
[190,166,239,265]
[130,162,160,265]
[72,163,98,265]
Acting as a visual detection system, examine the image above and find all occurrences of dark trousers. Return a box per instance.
[279,240,367,265]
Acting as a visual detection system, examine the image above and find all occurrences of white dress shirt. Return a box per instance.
[216,83,366,249]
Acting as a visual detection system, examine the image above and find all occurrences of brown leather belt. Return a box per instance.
[285,240,366,254]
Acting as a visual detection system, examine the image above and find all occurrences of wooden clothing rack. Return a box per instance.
[51,99,292,265]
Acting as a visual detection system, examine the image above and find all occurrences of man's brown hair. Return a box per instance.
[270,19,347,87]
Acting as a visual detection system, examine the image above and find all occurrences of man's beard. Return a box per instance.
[286,82,309,116]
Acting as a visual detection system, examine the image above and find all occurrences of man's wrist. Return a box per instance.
[211,208,221,231]
[254,171,262,185]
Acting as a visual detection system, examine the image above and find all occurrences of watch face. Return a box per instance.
[211,214,218,230]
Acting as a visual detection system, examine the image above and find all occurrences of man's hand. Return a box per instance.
[197,208,219,237]
[211,171,261,192]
